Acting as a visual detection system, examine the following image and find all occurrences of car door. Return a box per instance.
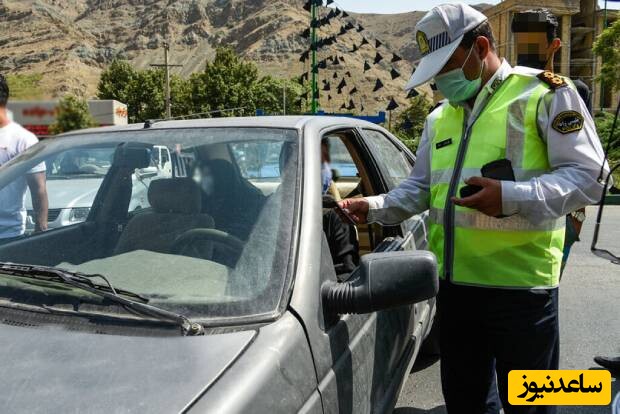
[315,128,419,414]
[358,127,433,349]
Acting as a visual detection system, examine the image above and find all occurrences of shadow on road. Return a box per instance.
[412,354,440,373]
[393,406,447,414]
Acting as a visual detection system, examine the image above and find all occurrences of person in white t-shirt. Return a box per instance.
[0,74,48,243]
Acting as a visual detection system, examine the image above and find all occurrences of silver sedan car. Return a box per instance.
[0,116,438,414]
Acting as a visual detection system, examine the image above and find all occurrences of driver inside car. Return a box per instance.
[194,159,266,242]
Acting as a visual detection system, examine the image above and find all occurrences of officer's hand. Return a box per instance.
[337,198,369,224]
[451,177,502,217]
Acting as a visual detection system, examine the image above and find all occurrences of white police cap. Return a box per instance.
[405,3,488,91]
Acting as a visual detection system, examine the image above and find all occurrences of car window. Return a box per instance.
[230,141,283,179]
[0,128,299,326]
[362,129,412,188]
[327,136,358,178]
[23,147,115,232]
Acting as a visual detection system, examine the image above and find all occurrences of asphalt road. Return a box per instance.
[395,206,620,414]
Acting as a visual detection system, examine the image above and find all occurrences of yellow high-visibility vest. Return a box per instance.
[428,73,565,288]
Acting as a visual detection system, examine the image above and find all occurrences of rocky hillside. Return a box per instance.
[0,0,434,113]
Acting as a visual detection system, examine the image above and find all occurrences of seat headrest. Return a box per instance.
[147,178,202,214]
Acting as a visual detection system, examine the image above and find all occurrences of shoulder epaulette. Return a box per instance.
[537,71,567,90]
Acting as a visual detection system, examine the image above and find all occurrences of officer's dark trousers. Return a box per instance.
[438,281,559,414]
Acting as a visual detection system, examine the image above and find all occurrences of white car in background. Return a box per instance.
[25,145,172,232]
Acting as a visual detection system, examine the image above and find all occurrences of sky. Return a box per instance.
[333,0,620,13]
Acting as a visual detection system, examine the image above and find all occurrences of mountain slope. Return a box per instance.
[0,0,427,113]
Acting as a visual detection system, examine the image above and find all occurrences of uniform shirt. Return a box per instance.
[0,122,45,238]
[367,60,610,225]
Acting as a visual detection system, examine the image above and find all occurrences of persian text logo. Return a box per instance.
[508,370,611,406]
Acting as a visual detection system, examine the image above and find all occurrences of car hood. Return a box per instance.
[0,323,256,413]
[25,178,104,210]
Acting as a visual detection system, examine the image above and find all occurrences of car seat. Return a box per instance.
[114,178,214,256]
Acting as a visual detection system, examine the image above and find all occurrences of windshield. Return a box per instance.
[0,127,299,325]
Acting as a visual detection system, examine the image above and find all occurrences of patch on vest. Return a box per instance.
[435,138,452,149]
[552,111,584,134]
[537,71,567,90]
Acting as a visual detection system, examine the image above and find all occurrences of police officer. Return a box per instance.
[338,4,609,413]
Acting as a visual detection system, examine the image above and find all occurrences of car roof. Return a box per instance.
[60,116,385,137]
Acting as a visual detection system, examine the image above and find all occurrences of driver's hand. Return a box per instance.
[337,198,369,224]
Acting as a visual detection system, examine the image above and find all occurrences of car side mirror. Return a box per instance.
[321,250,438,315]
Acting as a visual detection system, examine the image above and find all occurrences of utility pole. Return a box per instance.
[150,41,182,119]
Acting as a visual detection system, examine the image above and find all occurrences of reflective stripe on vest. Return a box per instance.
[427,73,565,288]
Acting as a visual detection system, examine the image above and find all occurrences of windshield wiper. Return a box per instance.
[0,262,204,336]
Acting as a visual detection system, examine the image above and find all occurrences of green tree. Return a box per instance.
[253,76,306,115]
[48,95,96,135]
[97,60,190,122]
[391,95,433,153]
[593,19,620,92]
[594,110,620,184]
[190,47,261,116]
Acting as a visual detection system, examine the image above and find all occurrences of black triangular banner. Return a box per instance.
[406,88,419,98]
[333,56,340,65]
[364,61,371,72]
[328,94,332,101]
[375,39,382,48]
[348,99,356,110]
[430,83,438,91]
[301,28,310,38]
[299,51,309,62]
[350,87,358,94]
[345,71,351,77]
[374,52,383,64]
[323,82,331,91]
[357,25,364,32]
[342,11,349,18]
[373,79,384,92]
[360,38,369,46]
[402,118,413,130]
[391,54,402,63]
[338,26,347,36]
[333,72,338,79]
[386,98,399,111]
[337,79,347,89]
[340,103,347,110]
[351,44,358,53]
[390,68,401,80]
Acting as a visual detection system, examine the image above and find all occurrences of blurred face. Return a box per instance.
[515,32,552,69]
[198,165,215,195]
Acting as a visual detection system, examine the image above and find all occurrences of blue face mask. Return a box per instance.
[434,45,484,103]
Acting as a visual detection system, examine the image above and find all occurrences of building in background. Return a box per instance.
[6,100,128,138]
[483,0,619,111]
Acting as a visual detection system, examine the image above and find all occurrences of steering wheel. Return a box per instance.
[171,228,244,264]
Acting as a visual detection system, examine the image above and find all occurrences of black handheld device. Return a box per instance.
[459,158,516,198]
